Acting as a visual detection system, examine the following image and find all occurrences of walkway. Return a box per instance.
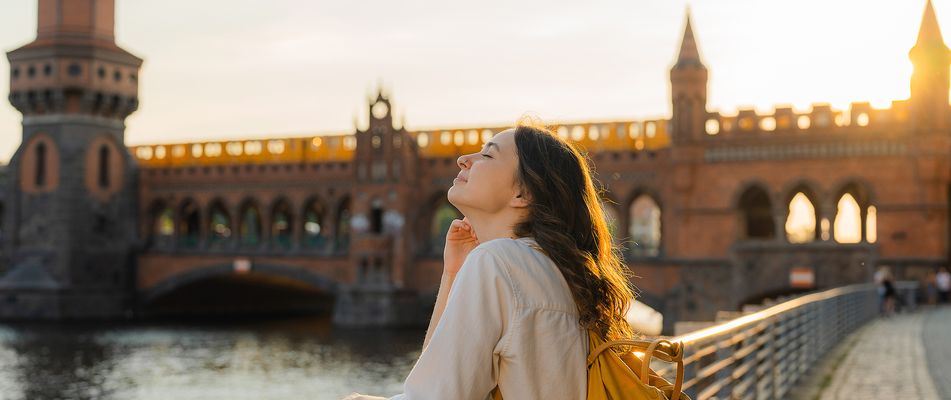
[822,306,951,400]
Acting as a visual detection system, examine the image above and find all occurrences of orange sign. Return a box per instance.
[790,267,815,288]
[233,258,252,274]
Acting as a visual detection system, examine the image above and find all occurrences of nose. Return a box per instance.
[457,154,472,170]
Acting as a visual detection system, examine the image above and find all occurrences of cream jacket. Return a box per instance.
[388,237,589,400]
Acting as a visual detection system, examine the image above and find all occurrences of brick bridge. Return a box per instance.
[1,1,949,333]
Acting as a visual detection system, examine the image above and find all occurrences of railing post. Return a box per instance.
[772,312,787,399]
[682,345,698,400]
[790,307,805,396]
[715,335,735,400]
[759,317,776,399]
[801,303,815,378]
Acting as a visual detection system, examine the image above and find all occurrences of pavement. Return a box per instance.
[822,306,951,400]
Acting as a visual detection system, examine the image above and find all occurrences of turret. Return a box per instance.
[670,9,709,143]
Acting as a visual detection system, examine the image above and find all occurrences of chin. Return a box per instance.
[447,186,470,211]
[447,185,461,205]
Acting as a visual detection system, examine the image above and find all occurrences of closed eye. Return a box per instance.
[481,153,492,159]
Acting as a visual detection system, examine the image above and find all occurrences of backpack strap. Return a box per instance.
[587,338,685,400]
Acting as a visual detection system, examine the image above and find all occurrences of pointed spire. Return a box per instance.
[376,78,388,100]
[916,0,946,47]
[674,8,704,69]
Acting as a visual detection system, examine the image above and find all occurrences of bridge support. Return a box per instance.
[0,253,132,319]
[332,284,428,327]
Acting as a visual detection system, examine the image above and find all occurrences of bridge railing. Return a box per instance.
[655,282,918,400]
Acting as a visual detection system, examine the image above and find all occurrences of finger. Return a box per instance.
[447,219,466,233]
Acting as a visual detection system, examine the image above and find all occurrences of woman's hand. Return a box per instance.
[443,217,479,276]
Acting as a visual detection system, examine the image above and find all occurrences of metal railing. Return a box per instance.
[655,282,918,400]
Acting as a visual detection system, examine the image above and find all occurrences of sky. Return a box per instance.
[0,0,933,165]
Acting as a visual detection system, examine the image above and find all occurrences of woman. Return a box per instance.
[345,122,636,400]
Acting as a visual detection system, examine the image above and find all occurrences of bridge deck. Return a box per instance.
[823,306,951,399]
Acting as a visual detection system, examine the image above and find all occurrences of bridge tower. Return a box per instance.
[669,9,708,144]
[0,0,142,318]
[332,88,423,326]
[909,0,951,132]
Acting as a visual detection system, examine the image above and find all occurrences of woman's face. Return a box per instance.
[447,129,522,215]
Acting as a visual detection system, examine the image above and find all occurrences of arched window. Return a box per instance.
[35,142,46,187]
[156,207,174,237]
[370,197,384,234]
[834,193,862,244]
[302,198,326,249]
[430,201,462,255]
[208,200,231,246]
[239,202,262,247]
[271,199,293,249]
[739,186,775,239]
[178,199,201,248]
[335,197,351,251]
[98,145,110,189]
[831,183,874,243]
[785,192,817,243]
[629,195,661,257]
[149,202,175,249]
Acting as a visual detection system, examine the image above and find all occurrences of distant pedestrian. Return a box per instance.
[925,269,938,306]
[937,267,951,305]
[874,266,892,314]
[880,269,897,317]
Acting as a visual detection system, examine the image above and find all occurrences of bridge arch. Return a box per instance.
[735,182,776,240]
[301,195,329,250]
[419,191,459,257]
[177,197,201,248]
[333,195,351,252]
[600,192,622,244]
[626,188,663,257]
[237,197,263,248]
[146,198,175,249]
[206,197,232,248]
[140,262,341,307]
[269,196,294,249]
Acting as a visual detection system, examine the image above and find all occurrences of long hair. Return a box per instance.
[510,121,637,346]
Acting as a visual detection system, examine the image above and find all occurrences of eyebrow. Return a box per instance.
[483,142,499,152]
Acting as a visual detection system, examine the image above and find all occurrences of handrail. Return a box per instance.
[676,284,868,345]
[652,281,918,399]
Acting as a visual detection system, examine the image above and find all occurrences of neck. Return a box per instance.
[463,209,525,243]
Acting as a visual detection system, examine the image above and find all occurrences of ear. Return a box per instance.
[509,190,531,208]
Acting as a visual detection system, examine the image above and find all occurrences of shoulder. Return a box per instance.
[456,238,539,294]
[457,239,522,281]
[469,237,579,314]
[455,238,523,285]
[462,238,542,275]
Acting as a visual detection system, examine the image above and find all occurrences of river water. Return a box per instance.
[0,318,422,400]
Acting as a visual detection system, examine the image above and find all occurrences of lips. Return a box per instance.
[454,173,468,183]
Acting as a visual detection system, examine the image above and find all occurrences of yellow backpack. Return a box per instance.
[492,329,688,400]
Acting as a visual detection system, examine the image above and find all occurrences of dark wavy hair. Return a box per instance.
[510,120,637,346]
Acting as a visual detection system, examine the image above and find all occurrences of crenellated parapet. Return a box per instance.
[6,0,142,120]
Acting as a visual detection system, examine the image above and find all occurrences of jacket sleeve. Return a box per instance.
[388,245,516,400]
